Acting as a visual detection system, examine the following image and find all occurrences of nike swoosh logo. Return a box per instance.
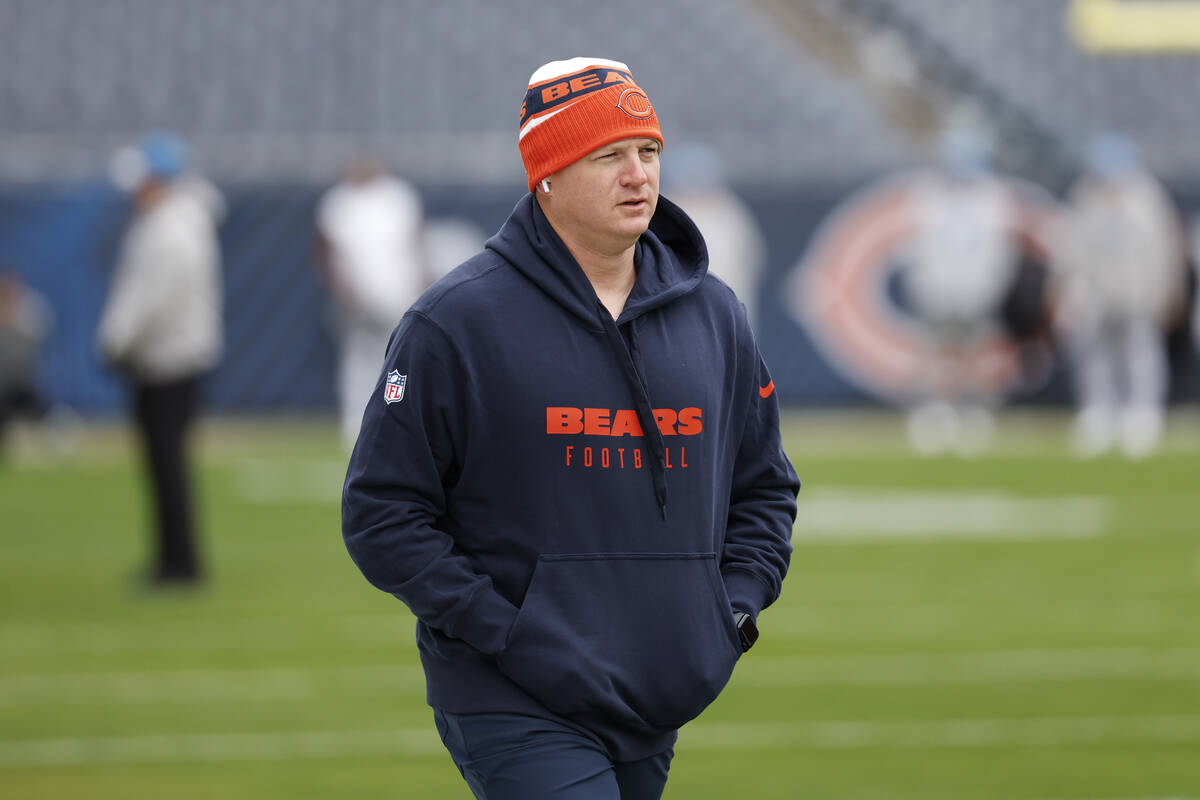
[759,381,775,399]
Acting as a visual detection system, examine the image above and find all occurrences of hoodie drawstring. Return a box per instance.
[597,302,669,519]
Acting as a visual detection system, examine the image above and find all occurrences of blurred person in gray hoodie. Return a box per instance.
[98,131,224,585]
[1050,133,1186,459]
[902,120,1021,456]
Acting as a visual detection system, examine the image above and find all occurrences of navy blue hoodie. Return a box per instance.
[342,193,799,761]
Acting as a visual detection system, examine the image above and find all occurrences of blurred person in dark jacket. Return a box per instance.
[0,269,52,453]
[98,132,224,585]
[1191,217,1200,359]
[1050,133,1186,459]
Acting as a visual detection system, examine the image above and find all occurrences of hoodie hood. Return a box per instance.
[485,193,708,328]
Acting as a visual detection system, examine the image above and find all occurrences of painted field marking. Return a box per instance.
[4,715,1200,768]
[0,613,409,657]
[681,715,1200,751]
[0,727,444,768]
[2,646,1196,706]
[232,458,346,504]
[0,664,426,706]
[735,646,1200,686]
[765,599,1179,638]
[1029,797,1200,800]
[6,600,1186,663]
[793,487,1111,539]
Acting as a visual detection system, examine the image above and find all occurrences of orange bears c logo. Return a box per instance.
[616,87,654,119]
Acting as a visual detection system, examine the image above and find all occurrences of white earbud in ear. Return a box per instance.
[540,179,551,194]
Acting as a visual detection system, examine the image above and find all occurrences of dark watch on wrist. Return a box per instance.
[733,611,759,652]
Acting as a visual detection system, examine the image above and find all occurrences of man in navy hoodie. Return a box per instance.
[342,57,799,799]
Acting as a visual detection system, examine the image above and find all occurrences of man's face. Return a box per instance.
[547,137,661,253]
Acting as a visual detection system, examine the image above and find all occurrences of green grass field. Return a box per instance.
[2,410,1199,799]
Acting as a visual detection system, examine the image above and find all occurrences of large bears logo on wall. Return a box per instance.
[785,171,1060,403]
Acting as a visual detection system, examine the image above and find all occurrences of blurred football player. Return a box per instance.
[1050,132,1186,458]
[99,131,224,585]
[0,270,52,453]
[902,121,1021,456]
[316,156,428,448]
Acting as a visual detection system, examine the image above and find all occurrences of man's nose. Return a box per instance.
[619,154,649,186]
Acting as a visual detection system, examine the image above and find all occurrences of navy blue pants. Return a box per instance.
[133,376,202,580]
[433,710,673,800]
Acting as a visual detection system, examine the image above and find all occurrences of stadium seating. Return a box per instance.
[4,0,1200,184]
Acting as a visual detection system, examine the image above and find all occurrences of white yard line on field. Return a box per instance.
[734,646,1200,686]
[0,613,408,657]
[793,487,1111,540]
[0,727,444,768]
[232,463,1120,540]
[1,646,1196,707]
[765,599,1177,638]
[1028,797,1200,800]
[3,715,1200,768]
[5,601,1183,663]
[779,409,1200,458]
[680,715,1200,751]
[232,458,347,505]
[0,664,426,706]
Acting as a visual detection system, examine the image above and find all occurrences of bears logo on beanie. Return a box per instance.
[519,57,664,192]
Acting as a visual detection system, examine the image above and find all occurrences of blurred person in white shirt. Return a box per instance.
[316,157,428,448]
[99,131,224,585]
[902,122,1021,456]
[1050,133,1186,459]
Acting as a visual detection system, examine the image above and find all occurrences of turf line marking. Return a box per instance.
[1028,797,1200,800]
[681,715,1200,751]
[0,728,444,767]
[793,487,1110,539]
[6,602,1186,661]
[765,600,1179,638]
[4,715,1200,767]
[232,459,347,504]
[0,664,427,706]
[0,613,409,657]
[735,647,1200,686]
[3,646,1196,706]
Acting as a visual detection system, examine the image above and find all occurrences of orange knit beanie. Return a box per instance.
[518,57,664,192]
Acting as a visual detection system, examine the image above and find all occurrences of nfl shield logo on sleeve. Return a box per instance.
[383,370,407,404]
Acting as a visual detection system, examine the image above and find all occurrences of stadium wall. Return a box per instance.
[1,180,1197,415]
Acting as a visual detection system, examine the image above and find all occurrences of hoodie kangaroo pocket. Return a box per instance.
[497,552,742,732]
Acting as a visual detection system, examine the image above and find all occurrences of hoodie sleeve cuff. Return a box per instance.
[722,568,773,619]
[449,585,521,656]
